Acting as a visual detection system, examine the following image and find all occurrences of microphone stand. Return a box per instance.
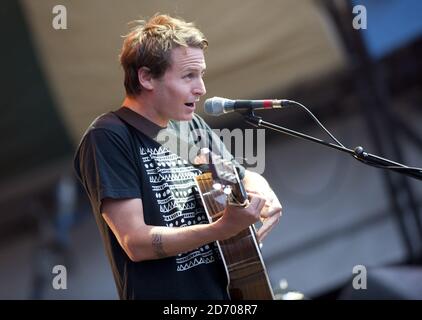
[243,111,422,181]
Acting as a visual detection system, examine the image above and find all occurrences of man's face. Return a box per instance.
[151,46,206,125]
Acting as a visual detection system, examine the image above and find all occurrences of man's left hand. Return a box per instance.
[242,170,282,242]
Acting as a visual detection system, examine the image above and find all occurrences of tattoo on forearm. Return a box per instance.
[151,232,167,258]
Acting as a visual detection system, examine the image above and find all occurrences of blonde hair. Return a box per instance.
[120,14,208,96]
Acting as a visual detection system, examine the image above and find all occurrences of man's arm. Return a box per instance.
[242,170,283,242]
[101,195,266,262]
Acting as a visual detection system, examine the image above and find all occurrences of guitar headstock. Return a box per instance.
[206,151,248,207]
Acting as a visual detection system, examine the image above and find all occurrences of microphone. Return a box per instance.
[204,96,292,116]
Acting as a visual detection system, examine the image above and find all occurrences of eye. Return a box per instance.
[183,73,194,79]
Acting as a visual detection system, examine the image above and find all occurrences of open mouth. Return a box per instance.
[184,102,195,107]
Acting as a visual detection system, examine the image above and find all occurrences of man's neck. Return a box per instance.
[122,95,168,127]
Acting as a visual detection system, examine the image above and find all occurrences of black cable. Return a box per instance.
[285,100,345,148]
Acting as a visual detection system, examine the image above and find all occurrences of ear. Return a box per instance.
[137,67,154,90]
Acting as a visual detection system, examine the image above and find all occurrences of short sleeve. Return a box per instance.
[74,128,142,210]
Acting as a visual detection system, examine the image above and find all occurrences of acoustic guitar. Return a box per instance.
[195,153,274,300]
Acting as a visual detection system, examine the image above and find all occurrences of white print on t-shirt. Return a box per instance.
[140,146,218,272]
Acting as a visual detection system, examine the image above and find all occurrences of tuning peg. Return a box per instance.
[223,186,232,195]
[213,183,222,191]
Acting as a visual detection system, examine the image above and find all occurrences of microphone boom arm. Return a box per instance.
[243,111,422,181]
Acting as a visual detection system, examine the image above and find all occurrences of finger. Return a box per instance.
[271,197,282,210]
[256,213,281,242]
[255,197,267,212]
[245,189,262,196]
[248,196,266,216]
[247,190,272,206]
[260,206,282,219]
[248,193,267,205]
[247,191,266,200]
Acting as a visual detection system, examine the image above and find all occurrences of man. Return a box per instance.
[74,14,282,299]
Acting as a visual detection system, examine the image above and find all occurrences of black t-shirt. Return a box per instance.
[74,107,245,299]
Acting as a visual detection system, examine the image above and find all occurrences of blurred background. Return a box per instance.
[1,0,421,299]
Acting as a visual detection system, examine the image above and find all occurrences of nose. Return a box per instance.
[193,78,206,97]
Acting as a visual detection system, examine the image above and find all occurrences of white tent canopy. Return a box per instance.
[22,0,344,142]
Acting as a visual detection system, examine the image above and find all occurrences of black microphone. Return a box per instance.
[204,96,292,116]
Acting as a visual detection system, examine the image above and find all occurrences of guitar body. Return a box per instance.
[195,171,274,300]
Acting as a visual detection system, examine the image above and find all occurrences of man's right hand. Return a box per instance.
[214,193,267,240]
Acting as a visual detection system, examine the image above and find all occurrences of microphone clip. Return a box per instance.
[243,110,262,127]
